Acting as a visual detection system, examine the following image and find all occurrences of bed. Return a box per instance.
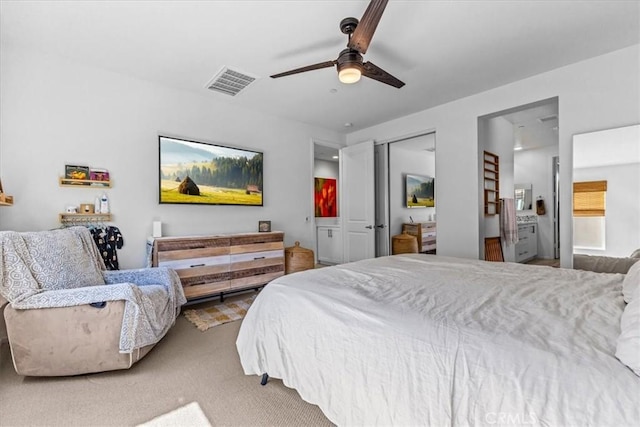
[236,254,640,426]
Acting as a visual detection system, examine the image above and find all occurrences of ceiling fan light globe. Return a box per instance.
[339,67,362,84]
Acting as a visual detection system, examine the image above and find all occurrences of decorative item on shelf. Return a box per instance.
[80,203,94,214]
[392,231,418,255]
[89,168,110,181]
[0,179,14,206]
[65,205,78,213]
[65,164,90,181]
[100,193,109,213]
[285,241,315,274]
[258,220,271,232]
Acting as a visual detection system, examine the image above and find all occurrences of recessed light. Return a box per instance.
[344,122,353,127]
[514,146,523,151]
[332,155,339,159]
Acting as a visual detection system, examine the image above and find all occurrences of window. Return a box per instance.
[573,180,607,250]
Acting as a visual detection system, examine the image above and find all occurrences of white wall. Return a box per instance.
[573,162,640,257]
[388,141,435,237]
[314,159,339,180]
[0,46,343,269]
[514,145,559,259]
[346,45,640,267]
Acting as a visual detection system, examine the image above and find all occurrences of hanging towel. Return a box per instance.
[500,198,518,246]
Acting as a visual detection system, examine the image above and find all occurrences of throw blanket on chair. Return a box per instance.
[0,227,186,353]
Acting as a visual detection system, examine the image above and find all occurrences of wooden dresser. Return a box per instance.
[151,232,285,303]
[402,222,436,254]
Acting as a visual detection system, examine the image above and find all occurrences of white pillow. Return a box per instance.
[630,248,640,259]
[616,285,640,376]
[622,260,640,303]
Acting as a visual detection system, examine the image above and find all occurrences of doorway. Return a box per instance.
[312,139,342,265]
[375,132,436,256]
[478,97,560,264]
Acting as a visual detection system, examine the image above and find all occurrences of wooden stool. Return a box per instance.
[392,232,418,255]
[485,237,504,262]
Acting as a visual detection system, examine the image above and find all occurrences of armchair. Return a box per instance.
[0,227,186,376]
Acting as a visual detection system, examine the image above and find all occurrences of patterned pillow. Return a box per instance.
[20,227,106,291]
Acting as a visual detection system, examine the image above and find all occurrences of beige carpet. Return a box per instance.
[183,294,256,331]
[0,305,332,426]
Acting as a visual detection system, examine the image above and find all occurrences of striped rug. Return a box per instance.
[183,294,257,331]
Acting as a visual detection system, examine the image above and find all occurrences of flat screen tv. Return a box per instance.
[159,135,263,206]
[405,173,434,208]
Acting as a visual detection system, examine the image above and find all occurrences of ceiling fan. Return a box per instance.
[270,0,405,88]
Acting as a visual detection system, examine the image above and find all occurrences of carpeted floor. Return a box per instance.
[0,295,332,426]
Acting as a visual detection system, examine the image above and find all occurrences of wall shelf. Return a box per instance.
[0,194,13,206]
[59,177,111,188]
[59,213,112,224]
[483,151,500,216]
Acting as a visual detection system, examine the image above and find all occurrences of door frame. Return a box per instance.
[310,138,343,263]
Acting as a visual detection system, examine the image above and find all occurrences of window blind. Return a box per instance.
[573,180,606,217]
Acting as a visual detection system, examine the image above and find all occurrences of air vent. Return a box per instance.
[205,67,258,96]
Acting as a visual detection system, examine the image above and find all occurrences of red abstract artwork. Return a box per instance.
[314,177,337,217]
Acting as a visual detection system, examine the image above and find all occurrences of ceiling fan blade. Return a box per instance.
[270,60,337,79]
[348,0,389,54]
[362,61,405,88]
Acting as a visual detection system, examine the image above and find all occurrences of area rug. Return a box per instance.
[183,294,257,331]
[137,402,212,427]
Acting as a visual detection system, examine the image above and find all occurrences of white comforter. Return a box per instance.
[236,254,640,426]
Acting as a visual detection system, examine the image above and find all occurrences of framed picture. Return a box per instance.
[159,135,263,206]
[90,168,110,181]
[405,174,435,208]
[65,165,90,181]
[314,177,337,217]
[258,220,271,232]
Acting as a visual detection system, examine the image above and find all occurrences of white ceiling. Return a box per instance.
[1,1,638,134]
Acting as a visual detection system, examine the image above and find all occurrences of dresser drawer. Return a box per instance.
[155,237,230,252]
[158,252,230,269]
[230,271,284,289]
[230,241,284,255]
[183,280,231,300]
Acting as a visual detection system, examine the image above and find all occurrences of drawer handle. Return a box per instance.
[190,263,205,268]
[254,256,265,260]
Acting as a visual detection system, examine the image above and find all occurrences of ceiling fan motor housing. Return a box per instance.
[337,49,364,84]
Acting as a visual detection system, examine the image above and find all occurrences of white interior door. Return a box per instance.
[340,140,375,262]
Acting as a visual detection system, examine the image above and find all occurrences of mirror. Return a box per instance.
[514,183,532,210]
[572,124,640,258]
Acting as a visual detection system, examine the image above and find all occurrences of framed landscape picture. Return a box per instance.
[405,173,435,208]
[159,136,263,206]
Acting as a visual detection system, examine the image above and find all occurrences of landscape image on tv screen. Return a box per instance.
[159,136,263,206]
[405,173,434,208]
